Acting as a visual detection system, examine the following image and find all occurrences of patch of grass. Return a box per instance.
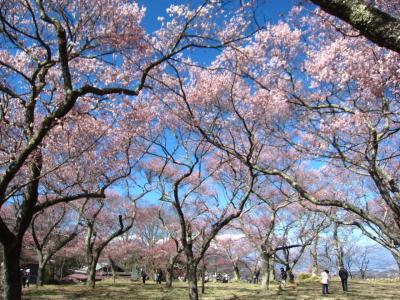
[22,278,400,299]
[296,273,319,282]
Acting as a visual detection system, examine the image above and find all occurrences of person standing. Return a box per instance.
[140,268,147,285]
[254,269,260,284]
[280,267,287,287]
[339,267,349,292]
[156,268,163,285]
[289,272,295,283]
[25,268,31,288]
[320,270,330,295]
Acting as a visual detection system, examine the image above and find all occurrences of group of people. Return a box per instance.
[20,267,31,288]
[250,265,349,296]
[139,268,163,285]
[251,267,294,286]
[138,265,349,295]
[320,267,349,295]
[214,272,230,283]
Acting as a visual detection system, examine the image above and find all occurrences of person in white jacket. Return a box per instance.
[320,270,330,295]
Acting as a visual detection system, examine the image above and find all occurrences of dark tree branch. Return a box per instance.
[310,0,400,53]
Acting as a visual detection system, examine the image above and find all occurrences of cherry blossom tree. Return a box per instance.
[212,234,251,281]
[130,205,171,276]
[75,193,139,288]
[0,1,146,297]
[0,1,255,298]
[273,207,327,283]
[156,6,400,276]
[236,196,291,290]
[27,203,79,286]
[101,232,139,283]
[158,206,184,288]
[145,130,256,300]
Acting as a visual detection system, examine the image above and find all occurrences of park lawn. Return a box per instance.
[22,278,400,300]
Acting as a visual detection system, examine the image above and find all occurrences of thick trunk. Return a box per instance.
[166,254,178,288]
[201,258,205,294]
[60,258,65,279]
[333,223,344,272]
[85,225,96,288]
[272,260,277,281]
[286,266,294,283]
[309,0,400,54]
[233,263,240,281]
[1,152,41,299]
[311,257,318,276]
[166,266,174,288]
[36,262,45,286]
[109,257,117,285]
[2,243,22,300]
[186,262,199,300]
[86,254,99,288]
[261,253,271,290]
[111,266,116,285]
[36,253,50,287]
[0,248,3,287]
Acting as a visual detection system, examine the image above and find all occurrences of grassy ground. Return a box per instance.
[22,278,400,300]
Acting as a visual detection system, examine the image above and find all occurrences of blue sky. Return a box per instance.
[139,0,295,33]
[137,1,298,74]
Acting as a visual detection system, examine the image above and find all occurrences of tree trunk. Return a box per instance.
[201,257,205,294]
[186,262,199,300]
[309,0,400,54]
[2,243,22,300]
[261,253,271,290]
[286,266,294,283]
[233,263,240,281]
[0,248,4,289]
[60,258,65,279]
[166,266,174,288]
[272,260,277,281]
[36,252,50,287]
[85,224,96,288]
[109,257,117,285]
[86,254,100,289]
[166,254,178,288]
[333,223,344,272]
[310,238,319,276]
[36,261,45,287]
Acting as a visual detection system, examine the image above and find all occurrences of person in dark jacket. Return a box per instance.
[140,268,147,285]
[253,269,260,284]
[156,268,163,284]
[338,267,349,291]
[280,267,287,287]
